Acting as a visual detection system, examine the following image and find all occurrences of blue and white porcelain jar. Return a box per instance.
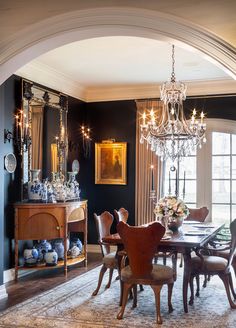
[70,238,83,252]
[70,246,81,258]
[35,240,52,261]
[44,249,58,266]
[23,247,39,266]
[54,241,65,260]
[28,169,42,201]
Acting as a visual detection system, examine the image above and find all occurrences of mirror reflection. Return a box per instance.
[21,79,68,186]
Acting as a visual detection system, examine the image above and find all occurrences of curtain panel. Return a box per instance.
[135,100,163,226]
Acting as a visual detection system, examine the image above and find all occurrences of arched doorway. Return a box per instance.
[0,7,235,84]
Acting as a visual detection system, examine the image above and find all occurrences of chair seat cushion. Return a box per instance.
[103,252,117,268]
[191,255,228,272]
[121,264,173,282]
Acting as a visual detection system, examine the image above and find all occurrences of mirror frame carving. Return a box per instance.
[21,79,68,189]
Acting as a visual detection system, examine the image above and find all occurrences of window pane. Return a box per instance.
[179,157,196,179]
[163,179,177,196]
[232,135,236,155]
[212,156,230,179]
[212,204,230,225]
[232,205,236,223]
[212,132,230,155]
[232,156,236,179]
[181,180,196,203]
[232,181,236,203]
[212,180,230,203]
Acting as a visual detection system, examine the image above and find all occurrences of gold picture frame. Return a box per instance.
[95,142,127,185]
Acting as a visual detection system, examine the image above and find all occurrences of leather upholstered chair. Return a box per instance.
[117,221,174,325]
[114,207,129,224]
[189,219,236,308]
[92,211,117,296]
[185,207,209,222]
[180,207,209,272]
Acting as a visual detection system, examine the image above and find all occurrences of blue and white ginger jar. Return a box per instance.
[23,248,39,266]
[44,249,58,266]
[70,238,83,251]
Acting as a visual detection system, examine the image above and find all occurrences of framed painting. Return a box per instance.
[95,142,127,185]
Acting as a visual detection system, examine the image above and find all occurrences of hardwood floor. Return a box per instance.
[0,253,102,312]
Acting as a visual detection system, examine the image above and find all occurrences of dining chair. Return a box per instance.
[92,211,118,296]
[188,219,236,308]
[114,207,129,224]
[208,224,236,276]
[185,207,209,222]
[114,207,144,293]
[181,206,210,289]
[117,221,174,324]
[180,207,209,270]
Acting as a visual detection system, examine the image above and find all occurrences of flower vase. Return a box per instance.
[161,216,173,235]
[168,216,184,232]
[28,169,42,201]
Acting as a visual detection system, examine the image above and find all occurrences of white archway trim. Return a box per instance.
[0,7,236,85]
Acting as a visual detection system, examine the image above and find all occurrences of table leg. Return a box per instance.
[183,249,191,313]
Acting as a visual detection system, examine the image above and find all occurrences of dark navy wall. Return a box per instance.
[83,100,137,243]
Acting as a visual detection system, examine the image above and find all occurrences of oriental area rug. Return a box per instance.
[0,265,235,328]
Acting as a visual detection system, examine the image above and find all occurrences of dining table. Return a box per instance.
[102,221,224,313]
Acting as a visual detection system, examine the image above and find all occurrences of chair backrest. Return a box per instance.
[117,221,165,278]
[94,211,114,256]
[186,207,209,222]
[228,219,236,268]
[114,207,129,223]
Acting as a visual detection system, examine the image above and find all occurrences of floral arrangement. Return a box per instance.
[154,196,189,220]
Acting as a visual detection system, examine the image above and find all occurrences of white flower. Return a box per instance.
[154,195,189,219]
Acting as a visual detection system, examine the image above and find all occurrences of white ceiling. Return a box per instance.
[16,36,234,102]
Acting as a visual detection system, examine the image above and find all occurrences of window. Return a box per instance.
[212,132,236,225]
[162,119,236,226]
[163,154,197,208]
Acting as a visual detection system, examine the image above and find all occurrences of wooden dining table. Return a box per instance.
[102,221,224,313]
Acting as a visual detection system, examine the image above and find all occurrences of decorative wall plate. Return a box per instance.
[4,153,17,173]
[72,159,80,174]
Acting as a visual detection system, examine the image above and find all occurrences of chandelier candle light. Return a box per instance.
[140,45,207,166]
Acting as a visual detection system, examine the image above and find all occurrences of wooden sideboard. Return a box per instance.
[14,200,88,280]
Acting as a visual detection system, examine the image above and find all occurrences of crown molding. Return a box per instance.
[15,61,236,103]
[85,79,236,102]
[16,61,86,101]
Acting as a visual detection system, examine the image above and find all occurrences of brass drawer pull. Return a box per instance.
[56,226,60,230]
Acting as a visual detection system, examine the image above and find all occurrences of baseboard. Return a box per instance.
[0,284,8,299]
[3,244,116,283]
[4,268,36,284]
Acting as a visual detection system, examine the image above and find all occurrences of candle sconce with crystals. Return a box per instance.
[81,125,92,158]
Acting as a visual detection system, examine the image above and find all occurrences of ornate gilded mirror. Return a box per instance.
[21,79,68,187]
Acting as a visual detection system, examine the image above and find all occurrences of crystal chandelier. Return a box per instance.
[140,45,206,165]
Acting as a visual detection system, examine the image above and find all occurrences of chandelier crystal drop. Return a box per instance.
[140,45,207,164]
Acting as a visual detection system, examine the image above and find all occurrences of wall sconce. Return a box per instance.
[81,125,91,158]
[15,108,31,153]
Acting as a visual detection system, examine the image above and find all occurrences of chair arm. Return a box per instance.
[117,250,128,270]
